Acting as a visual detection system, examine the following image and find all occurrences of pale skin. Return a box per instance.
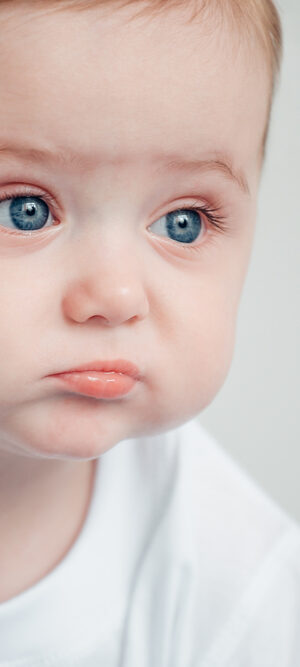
[0,1,270,602]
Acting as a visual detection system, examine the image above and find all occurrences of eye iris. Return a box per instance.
[166,208,201,244]
[9,196,49,231]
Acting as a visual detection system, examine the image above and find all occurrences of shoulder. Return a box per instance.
[124,416,299,562]
[120,419,300,665]
[170,418,300,662]
[201,525,300,666]
[170,417,298,543]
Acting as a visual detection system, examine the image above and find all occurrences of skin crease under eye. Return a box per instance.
[0,0,269,604]
[0,224,61,254]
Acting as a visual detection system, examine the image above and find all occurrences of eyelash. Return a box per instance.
[0,187,230,252]
[150,200,230,256]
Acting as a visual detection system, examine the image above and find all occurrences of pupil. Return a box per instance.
[26,203,36,216]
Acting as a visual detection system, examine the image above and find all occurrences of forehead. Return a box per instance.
[0,3,268,182]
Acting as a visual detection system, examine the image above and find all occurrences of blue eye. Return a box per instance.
[0,195,51,231]
[10,196,50,231]
[150,208,203,244]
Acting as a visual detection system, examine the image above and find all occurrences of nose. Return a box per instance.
[62,238,149,327]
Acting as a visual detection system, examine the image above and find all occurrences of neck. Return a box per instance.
[0,450,96,604]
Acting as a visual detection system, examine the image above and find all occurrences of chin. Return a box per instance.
[2,396,133,461]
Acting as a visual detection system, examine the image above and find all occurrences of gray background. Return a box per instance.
[199,0,300,523]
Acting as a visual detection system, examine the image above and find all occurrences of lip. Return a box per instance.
[47,359,142,400]
[49,359,142,380]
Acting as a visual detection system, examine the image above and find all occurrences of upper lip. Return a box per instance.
[50,359,142,380]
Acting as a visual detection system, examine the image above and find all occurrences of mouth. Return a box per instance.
[50,359,142,379]
[47,358,142,399]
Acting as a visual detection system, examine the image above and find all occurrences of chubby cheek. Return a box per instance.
[145,277,239,433]
[0,265,47,404]
[149,219,255,431]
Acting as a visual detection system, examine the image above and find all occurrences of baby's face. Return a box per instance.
[0,2,269,458]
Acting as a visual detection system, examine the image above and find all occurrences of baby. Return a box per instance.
[0,0,299,664]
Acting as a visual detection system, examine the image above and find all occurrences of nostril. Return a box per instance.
[89,315,111,324]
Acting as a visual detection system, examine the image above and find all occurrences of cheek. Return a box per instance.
[185,256,248,398]
[146,308,236,435]
[181,228,255,407]
[150,268,241,431]
[179,290,237,405]
[192,304,237,408]
[0,264,48,401]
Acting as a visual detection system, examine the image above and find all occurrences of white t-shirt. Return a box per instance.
[0,417,300,666]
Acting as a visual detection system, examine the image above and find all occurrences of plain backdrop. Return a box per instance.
[199,0,300,523]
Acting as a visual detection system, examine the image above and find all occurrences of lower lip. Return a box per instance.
[51,371,137,399]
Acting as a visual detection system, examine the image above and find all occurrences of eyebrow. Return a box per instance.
[153,153,250,196]
[0,143,92,171]
[0,143,250,196]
